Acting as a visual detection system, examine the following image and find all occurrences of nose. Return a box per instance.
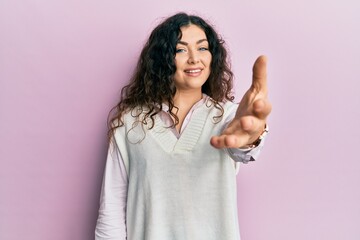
[187,50,200,64]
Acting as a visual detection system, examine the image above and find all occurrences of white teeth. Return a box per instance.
[185,69,201,73]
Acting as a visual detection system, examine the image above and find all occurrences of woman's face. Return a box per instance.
[173,24,212,93]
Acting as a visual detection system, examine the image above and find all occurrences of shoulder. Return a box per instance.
[203,100,237,132]
[112,106,154,140]
[220,100,238,122]
[109,108,139,137]
[205,97,237,115]
[204,94,237,108]
[112,106,149,127]
[199,97,237,125]
[221,99,238,110]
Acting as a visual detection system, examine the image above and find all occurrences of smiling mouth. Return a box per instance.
[184,69,203,77]
[184,69,202,73]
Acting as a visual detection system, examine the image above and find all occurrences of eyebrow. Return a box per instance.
[177,39,208,45]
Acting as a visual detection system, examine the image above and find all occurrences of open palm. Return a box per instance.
[210,55,272,149]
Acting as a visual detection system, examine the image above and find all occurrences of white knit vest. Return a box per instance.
[115,100,241,240]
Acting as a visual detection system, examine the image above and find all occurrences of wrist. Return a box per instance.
[245,124,269,148]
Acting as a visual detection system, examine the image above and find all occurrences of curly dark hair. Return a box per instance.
[108,12,234,140]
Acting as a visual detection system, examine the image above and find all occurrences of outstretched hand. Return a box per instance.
[210,55,272,149]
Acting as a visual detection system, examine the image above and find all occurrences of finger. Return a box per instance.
[210,135,228,148]
[240,115,264,136]
[251,55,268,93]
[210,134,250,149]
[239,115,254,132]
[252,99,272,119]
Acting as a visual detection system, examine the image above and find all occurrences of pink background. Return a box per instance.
[1,0,359,239]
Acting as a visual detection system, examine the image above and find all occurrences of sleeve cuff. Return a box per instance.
[227,124,269,163]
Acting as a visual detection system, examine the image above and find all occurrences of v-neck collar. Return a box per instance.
[150,102,211,153]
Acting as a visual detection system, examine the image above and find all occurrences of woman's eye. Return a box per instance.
[199,47,209,51]
[176,49,186,53]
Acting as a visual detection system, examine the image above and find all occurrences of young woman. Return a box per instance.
[95,12,271,240]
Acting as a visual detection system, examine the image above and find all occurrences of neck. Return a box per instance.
[171,90,203,132]
[173,90,203,110]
